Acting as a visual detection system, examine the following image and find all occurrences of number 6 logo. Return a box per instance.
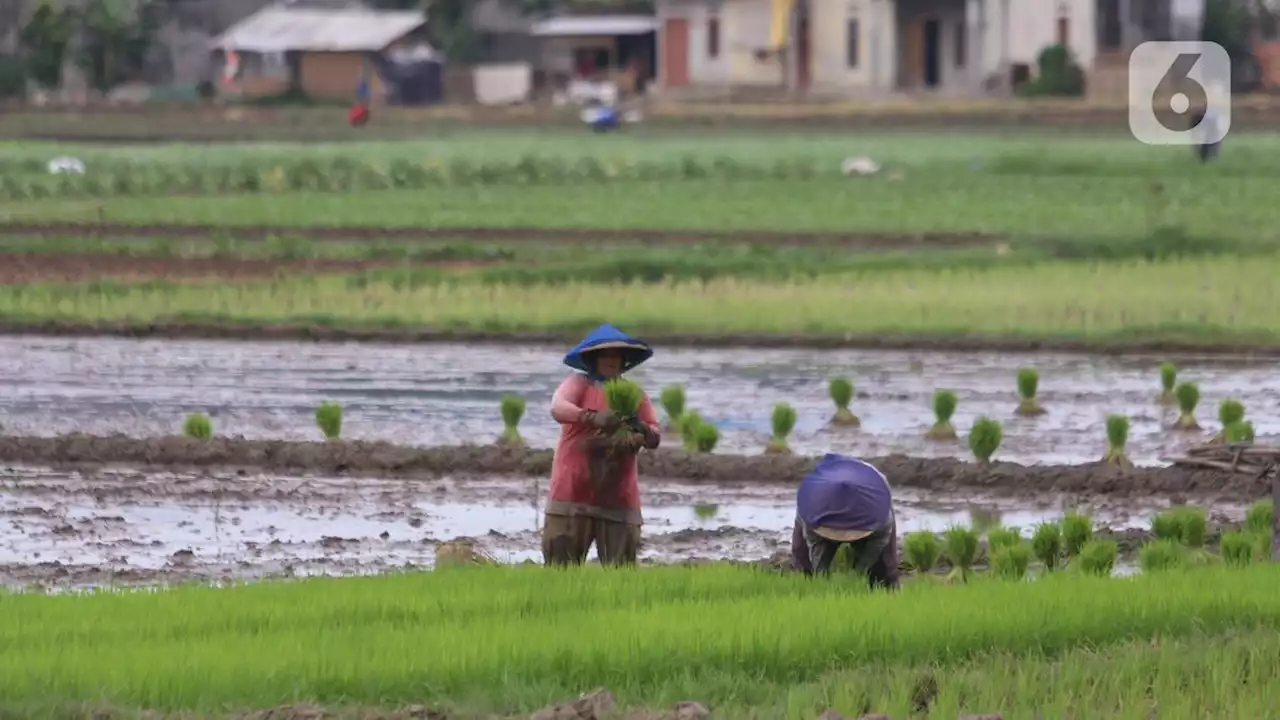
[1128,41,1231,146]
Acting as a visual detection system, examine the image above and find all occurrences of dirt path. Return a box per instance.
[0,434,1264,499]
[0,221,1002,249]
[1,319,1277,357]
[0,252,495,284]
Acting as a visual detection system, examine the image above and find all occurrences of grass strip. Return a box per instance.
[2,563,1280,713]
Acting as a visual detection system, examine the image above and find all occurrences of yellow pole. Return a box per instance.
[769,0,796,49]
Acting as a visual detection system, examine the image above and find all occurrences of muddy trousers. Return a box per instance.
[542,513,641,567]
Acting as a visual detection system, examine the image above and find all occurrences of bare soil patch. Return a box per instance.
[0,221,1002,250]
[0,251,493,284]
[0,434,1261,499]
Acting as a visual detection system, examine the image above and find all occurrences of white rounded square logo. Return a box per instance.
[1128,41,1232,146]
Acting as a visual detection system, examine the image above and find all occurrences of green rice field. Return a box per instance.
[4,564,1280,717]
[4,255,1274,346]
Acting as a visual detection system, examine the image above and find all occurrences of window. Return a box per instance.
[954,22,966,68]
[846,18,860,68]
[707,15,720,58]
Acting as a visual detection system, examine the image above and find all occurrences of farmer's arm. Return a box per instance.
[791,517,814,574]
[550,376,590,424]
[636,394,661,449]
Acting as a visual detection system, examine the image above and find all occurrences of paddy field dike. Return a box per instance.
[1,106,1280,719]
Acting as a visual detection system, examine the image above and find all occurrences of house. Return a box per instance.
[655,0,1191,97]
[212,0,437,102]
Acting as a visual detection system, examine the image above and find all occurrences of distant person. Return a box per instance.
[791,453,900,589]
[543,323,661,567]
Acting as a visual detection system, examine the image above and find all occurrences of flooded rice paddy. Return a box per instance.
[0,337,1276,465]
[1,465,1241,590]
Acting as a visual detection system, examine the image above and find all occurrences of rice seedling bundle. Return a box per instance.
[499,395,526,446]
[659,385,686,430]
[1215,398,1245,441]
[926,389,957,440]
[1014,367,1046,416]
[1139,539,1187,573]
[827,377,859,427]
[182,412,212,440]
[967,417,1003,462]
[1103,414,1131,466]
[314,401,342,441]
[1174,382,1201,430]
[1031,521,1064,570]
[1060,512,1094,559]
[767,403,797,454]
[1157,361,1177,405]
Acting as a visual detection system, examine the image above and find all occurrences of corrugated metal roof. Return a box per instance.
[213,3,427,53]
[530,15,658,36]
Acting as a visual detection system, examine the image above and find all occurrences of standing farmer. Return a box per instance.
[791,453,900,589]
[545,323,661,567]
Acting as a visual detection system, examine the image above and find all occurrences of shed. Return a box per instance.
[531,13,658,93]
[212,2,439,104]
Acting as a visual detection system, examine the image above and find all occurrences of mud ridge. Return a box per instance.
[0,221,1001,249]
[0,434,1264,499]
[2,319,1279,357]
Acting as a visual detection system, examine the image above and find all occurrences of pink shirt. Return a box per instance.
[546,373,660,524]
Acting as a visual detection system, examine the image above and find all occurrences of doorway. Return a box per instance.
[923,18,941,88]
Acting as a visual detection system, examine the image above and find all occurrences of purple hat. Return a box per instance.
[797,454,892,541]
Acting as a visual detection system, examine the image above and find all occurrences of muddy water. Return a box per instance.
[1,337,1276,465]
[0,465,1248,589]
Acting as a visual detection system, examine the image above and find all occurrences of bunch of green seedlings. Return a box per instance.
[968,416,1003,462]
[1014,367,1046,417]
[315,401,342,441]
[1226,420,1256,443]
[926,389,958,440]
[499,395,526,446]
[1214,398,1246,443]
[1103,414,1131,467]
[1157,362,1177,405]
[1031,521,1064,571]
[828,377,860,427]
[659,384,686,432]
[1144,506,1210,573]
[678,411,719,453]
[182,412,212,440]
[767,403,797,454]
[1174,381,1201,430]
[944,525,981,582]
[902,531,941,575]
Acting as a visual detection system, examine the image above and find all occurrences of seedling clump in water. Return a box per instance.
[828,377,860,427]
[1214,398,1245,442]
[1139,539,1186,573]
[659,384,686,431]
[1157,362,1177,405]
[1014,367,1046,416]
[1103,414,1131,467]
[498,395,526,446]
[315,401,343,441]
[1153,506,1207,548]
[1226,420,1256,443]
[1031,522,1063,571]
[679,411,705,451]
[944,525,979,581]
[767,403,797,454]
[1173,381,1200,430]
[903,532,941,574]
[694,421,720,453]
[1076,539,1117,576]
[183,413,213,440]
[1061,512,1094,559]
[926,389,958,440]
[986,526,1022,555]
[992,543,1032,580]
[968,416,1003,463]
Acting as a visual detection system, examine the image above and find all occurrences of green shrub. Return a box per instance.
[1018,44,1085,97]
[968,416,1003,462]
[927,389,958,440]
[499,395,525,446]
[828,377,860,427]
[183,413,213,440]
[315,401,343,441]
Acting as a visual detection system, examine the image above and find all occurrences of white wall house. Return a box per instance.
[654,0,1176,96]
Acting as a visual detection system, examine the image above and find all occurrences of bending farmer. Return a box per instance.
[544,323,661,567]
[791,453,900,589]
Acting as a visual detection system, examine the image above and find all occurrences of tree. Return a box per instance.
[20,1,74,89]
[73,0,164,91]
